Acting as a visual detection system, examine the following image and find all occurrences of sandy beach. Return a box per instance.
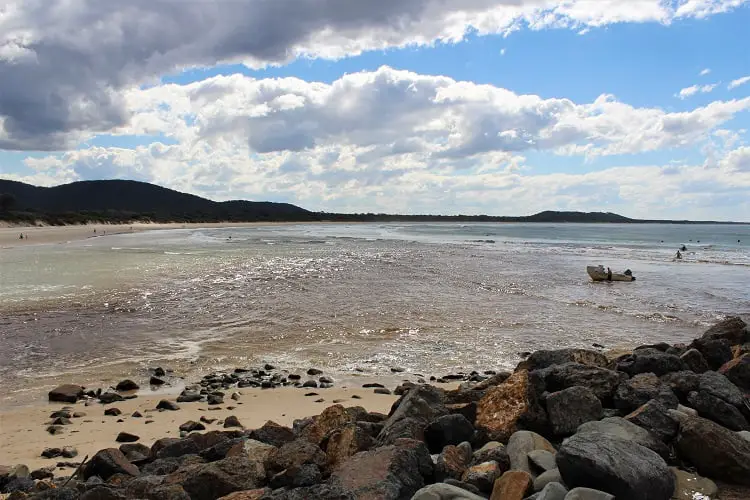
[0,386,398,471]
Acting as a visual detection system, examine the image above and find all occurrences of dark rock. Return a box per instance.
[131,411,142,418]
[701,316,748,345]
[376,384,448,446]
[691,338,733,371]
[154,367,166,377]
[51,416,72,425]
[435,443,472,481]
[613,373,678,413]
[490,470,532,500]
[176,391,202,403]
[720,353,750,390]
[225,439,275,465]
[329,439,433,499]
[461,461,501,493]
[288,374,301,381]
[249,421,295,448]
[624,399,679,442]
[200,416,216,425]
[699,370,745,406]
[41,447,62,458]
[150,377,166,386]
[156,400,180,411]
[635,342,672,352]
[115,379,139,392]
[115,432,140,443]
[516,349,609,371]
[475,370,547,443]
[307,368,323,376]
[534,482,568,500]
[119,443,150,463]
[576,417,669,459]
[615,348,687,377]
[30,467,54,480]
[172,456,266,500]
[49,384,84,403]
[557,432,674,500]
[141,458,182,476]
[545,386,602,436]
[79,486,129,499]
[98,392,124,404]
[687,390,749,431]
[319,376,334,384]
[83,448,139,480]
[659,371,699,401]
[374,388,392,395]
[443,479,484,497]
[363,383,385,388]
[302,380,318,389]
[50,410,72,419]
[179,421,206,433]
[3,476,35,494]
[672,411,750,484]
[269,463,322,489]
[208,394,224,405]
[264,439,326,476]
[47,425,63,435]
[326,423,374,469]
[104,407,122,416]
[533,363,621,401]
[679,349,709,373]
[472,442,509,471]
[201,438,245,462]
[424,414,475,453]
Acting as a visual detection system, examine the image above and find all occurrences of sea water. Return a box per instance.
[1,222,748,405]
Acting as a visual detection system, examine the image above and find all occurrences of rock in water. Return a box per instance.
[48,384,84,403]
[701,316,748,345]
[515,349,609,371]
[672,411,750,484]
[490,470,532,500]
[475,370,547,442]
[83,448,139,480]
[424,414,475,453]
[671,467,718,500]
[556,433,674,500]
[720,353,750,390]
[624,399,679,442]
[545,386,602,435]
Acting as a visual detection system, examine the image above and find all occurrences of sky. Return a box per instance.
[1,1,750,220]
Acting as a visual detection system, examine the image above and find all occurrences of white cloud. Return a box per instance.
[677,83,718,99]
[500,48,507,56]
[700,68,711,76]
[719,146,750,172]
[729,76,750,90]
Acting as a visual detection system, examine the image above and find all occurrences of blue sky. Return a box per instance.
[1,1,750,220]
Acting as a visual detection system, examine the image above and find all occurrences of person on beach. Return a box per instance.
[19,233,23,239]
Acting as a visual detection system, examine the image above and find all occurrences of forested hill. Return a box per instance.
[0,179,743,225]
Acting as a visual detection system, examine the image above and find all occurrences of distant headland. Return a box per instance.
[0,179,746,226]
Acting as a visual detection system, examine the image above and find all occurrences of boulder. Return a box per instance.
[659,371,699,401]
[325,423,374,469]
[156,400,180,411]
[533,468,562,493]
[699,370,745,406]
[613,373,678,413]
[216,491,267,500]
[299,404,353,445]
[516,349,609,371]
[472,442,509,471]
[671,412,750,485]
[115,432,140,443]
[615,348,686,377]
[436,443,473,481]
[545,386,602,435]
[671,467,718,500]
[48,384,84,403]
[533,363,621,401]
[564,488,614,500]
[575,417,669,459]
[269,463,322,489]
[528,449,557,473]
[375,385,448,446]
[168,456,266,500]
[690,338,732,371]
[249,421,295,448]
[475,370,547,442]
[115,380,139,392]
[99,392,125,404]
[489,470,532,500]
[179,421,206,433]
[556,433,674,500]
[424,414,475,453]
[119,443,150,463]
[720,353,750,390]
[224,416,243,428]
[623,399,679,442]
[535,482,568,500]
[687,390,749,431]
[461,461,502,493]
[83,449,139,480]
[225,439,276,464]
[264,439,326,476]
[701,316,748,345]
[329,439,433,499]
[506,430,556,477]
[679,349,709,373]
[411,483,486,500]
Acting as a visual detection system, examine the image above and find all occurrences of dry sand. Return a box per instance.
[0,387,397,471]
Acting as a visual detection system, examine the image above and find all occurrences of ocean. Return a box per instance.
[1,222,749,406]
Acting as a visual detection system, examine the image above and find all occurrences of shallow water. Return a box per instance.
[1,222,749,406]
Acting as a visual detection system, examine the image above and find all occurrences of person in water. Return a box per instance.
[680,245,687,251]
[676,250,682,259]
[607,267,612,281]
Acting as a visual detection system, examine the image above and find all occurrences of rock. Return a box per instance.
[687,390,749,431]
[150,377,166,386]
[516,349,609,371]
[41,447,62,458]
[699,370,745,406]
[507,430,556,477]
[720,353,750,390]
[115,379,139,392]
[489,470,532,500]
[424,414,475,454]
[702,316,748,345]
[556,432,674,500]
[670,467,718,500]
[98,392,124,404]
[119,443,149,463]
[443,478,484,497]
[264,439,326,476]
[374,388,392,395]
[329,439,433,499]
[3,476,35,494]
[677,411,750,484]
[533,468,562,493]
[269,463,322,488]
[222,439,272,464]
[179,421,206,433]
[740,430,750,442]
[676,404,697,416]
[613,373,678,413]
[528,450,556,472]
[461,461,501,493]
[224,416,243,428]
[472,442,509,471]
[200,416,216,424]
[535,482,568,500]
[411,483,486,500]
[216,491,267,500]
[659,371,699,401]
[104,407,122,416]
[691,338,733,371]
[170,456,266,500]
[376,384,448,446]
[325,423,374,469]
[299,404,353,445]
[156,400,180,411]
[576,417,669,459]
[46,425,63,435]
[301,380,318,389]
[475,370,547,442]
[563,488,614,500]
[115,432,140,443]
[249,421,295,448]
[49,384,84,403]
[307,368,323,375]
[30,467,54,480]
[533,363,621,400]
[615,348,687,377]
[436,443,472,481]
[83,449,139,480]
[131,411,142,418]
[623,399,679,442]
[679,349,709,374]
[177,391,203,403]
[545,386,602,435]
[208,394,224,405]
[79,486,130,499]
[51,416,72,425]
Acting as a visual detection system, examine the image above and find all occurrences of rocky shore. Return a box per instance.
[2,317,750,500]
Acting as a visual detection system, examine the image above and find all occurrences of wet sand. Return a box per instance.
[0,386,397,471]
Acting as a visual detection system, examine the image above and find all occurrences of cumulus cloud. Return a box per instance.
[729,76,750,90]
[677,83,718,99]
[1,0,748,150]
[719,146,750,172]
